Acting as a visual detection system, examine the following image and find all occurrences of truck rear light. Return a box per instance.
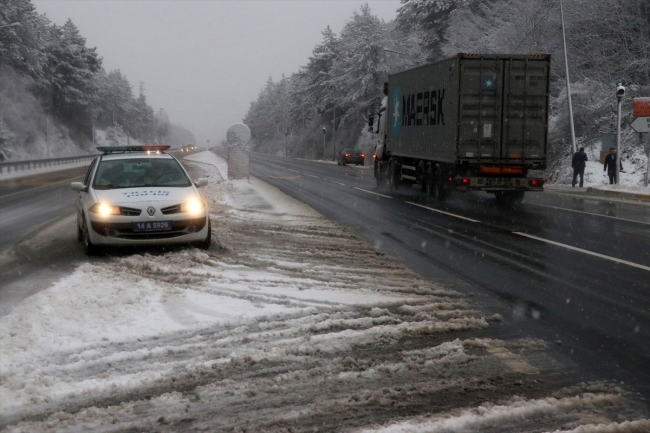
[502,165,524,175]
[479,165,524,175]
[509,153,520,158]
[529,179,542,186]
[461,178,470,185]
[479,165,502,175]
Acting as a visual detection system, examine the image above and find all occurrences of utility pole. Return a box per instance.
[560,0,577,154]
[333,107,336,159]
[322,127,326,160]
[46,118,50,157]
[615,83,625,184]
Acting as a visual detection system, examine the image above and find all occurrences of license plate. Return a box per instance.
[133,221,172,232]
[485,178,512,187]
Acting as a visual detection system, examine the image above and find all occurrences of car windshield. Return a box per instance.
[92,158,191,189]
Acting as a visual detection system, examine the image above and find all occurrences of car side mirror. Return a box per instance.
[71,182,86,192]
[194,178,209,188]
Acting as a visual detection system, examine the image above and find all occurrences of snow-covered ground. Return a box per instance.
[0,152,647,432]
[554,139,649,190]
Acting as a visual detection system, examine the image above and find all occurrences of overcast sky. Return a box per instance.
[33,0,403,147]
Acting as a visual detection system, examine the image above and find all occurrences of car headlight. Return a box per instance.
[180,199,205,214]
[90,203,121,216]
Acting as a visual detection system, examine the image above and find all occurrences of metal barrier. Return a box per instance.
[0,154,98,175]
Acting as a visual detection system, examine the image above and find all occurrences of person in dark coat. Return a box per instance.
[571,147,588,187]
[603,148,623,184]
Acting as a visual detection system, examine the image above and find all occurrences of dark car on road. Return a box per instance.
[337,149,365,166]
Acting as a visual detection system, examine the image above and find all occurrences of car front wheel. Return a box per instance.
[81,218,99,255]
[195,219,211,250]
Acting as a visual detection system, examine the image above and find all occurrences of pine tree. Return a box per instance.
[46,19,102,127]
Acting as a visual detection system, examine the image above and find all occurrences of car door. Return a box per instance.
[77,158,98,226]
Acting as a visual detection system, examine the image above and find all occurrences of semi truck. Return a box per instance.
[370,53,550,204]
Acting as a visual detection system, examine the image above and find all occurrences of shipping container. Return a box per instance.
[372,53,551,204]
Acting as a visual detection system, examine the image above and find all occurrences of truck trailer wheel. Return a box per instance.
[417,161,427,192]
[427,166,447,201]
[389,159,401,190]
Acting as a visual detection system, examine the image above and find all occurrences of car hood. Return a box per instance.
[94,187,196,205]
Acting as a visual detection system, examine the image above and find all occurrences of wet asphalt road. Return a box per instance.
[248,153,650,400]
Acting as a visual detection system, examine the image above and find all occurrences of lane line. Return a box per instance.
[352,187,393,199]
[323,179,346,186]
[303,173,320,179]
[265,175,300,180]
[513,231,650,272]
[486,346,539,375]
[0,176,83,200]
[529,202,650,226]
[287,168,300,173]
[405,201,481,223]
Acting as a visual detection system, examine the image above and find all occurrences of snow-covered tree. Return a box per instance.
[396,0,479,60]
[46,19,102,126]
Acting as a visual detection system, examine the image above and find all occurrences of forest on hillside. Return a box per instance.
[0,0,192,161]
[244,0,650,182]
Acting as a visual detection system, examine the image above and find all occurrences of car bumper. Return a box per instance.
[88,216,208,245]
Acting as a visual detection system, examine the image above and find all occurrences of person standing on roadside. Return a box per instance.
[603,148,623,184]
[571,147,588,187]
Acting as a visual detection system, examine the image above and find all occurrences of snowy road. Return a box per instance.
[0,152,648,431]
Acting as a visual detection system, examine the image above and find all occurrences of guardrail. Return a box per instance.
[0,154,98,175]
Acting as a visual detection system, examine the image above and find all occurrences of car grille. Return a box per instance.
[120,206,141,216]
[161,204,181,215]
[91,217,207,239]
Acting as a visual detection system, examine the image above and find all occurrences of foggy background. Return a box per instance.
[32,0,402,148]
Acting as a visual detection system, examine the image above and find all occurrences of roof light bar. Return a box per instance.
[96,145,170,154]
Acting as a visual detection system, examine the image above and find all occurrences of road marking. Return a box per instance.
[323,179,346,186]
[529,202,650,226]
[405,202,481,223]
[287,168,300,173]
[352,187,393,199]
[0,176,83,200]
[303,173,320,179]
[513,232,650,272]
[487,346,539,375]
[266,175,300,180]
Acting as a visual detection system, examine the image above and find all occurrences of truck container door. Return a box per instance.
[458,58,504,161]
[501,57,549,163]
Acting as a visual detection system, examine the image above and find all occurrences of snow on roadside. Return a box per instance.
[1,152,647,431]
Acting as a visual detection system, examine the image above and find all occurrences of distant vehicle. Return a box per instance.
[337,149,365,166]
[370,53,550,204]
[70,145,211,255]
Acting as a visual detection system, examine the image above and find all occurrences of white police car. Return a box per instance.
[71,145,211,254]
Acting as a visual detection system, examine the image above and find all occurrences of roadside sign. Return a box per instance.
[634,98,650,117]
[630,117,650,133]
